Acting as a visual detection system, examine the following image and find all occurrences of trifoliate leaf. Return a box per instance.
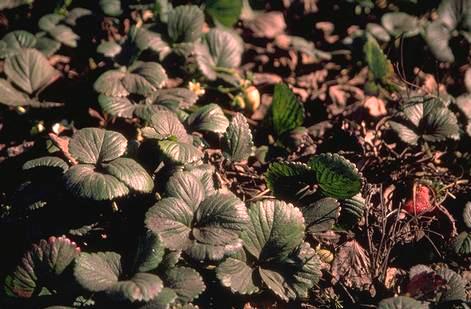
[308,153,362,199]
[243,200,305,262]
[4,48,59,95]
[205,0,242,27]
[102,158,154,193]
[389,97,460,145]
[98,94,135,118]
[186,103,229,134]
[463,202,471,228]
[166,172,205,210]
[378,296,428,309]
[453,231,471,255]
[64,164,130,200]
[99,0,122,16]
[165,267,206,302]
[222,113,254,162]
[0,79,30,106]
[381,12,420,37]
[97,41,122,58]
[69,128,128,164]
[265,162,316,203]
[123,61,168,95]
[23,156,69,172]
[146,186,248,261]
[271,83,305,137]
[195,28,243,80]
[167,5,204,43]
[303,197,340,233]
[435,268,466,301]
[5,236,80,298]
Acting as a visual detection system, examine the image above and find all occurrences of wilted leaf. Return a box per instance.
[331,240,372,290]
[186,103,229,134]
[222,113,254,162]
[453,231,471,255]
[4,48,59,95]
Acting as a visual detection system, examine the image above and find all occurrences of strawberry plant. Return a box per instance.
[1,0,470,308]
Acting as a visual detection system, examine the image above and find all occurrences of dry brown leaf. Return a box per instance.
[363,96,387,117]
[316,21,339,44]
[253,73,282,86]
[331,240,372,291]
[245,12,286,38]
[328,84,364,115]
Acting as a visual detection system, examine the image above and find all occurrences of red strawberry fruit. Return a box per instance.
[403,184,433,215]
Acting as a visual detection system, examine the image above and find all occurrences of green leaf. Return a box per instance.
[65,8,92,26]
[389,97,460,145]
[463,202,471,228]
[108,273,163,302]
[35,36,61,57]
[378,296,428,309]
[271,83,305,137]
[135,105,171,123]
[146,197,194,251]
[166,171,205,210]
[23,156,69,172]
[366,23,391,42]
[453,231,471,255]
[381,12,420,37]
[98,94,135,118]
[185,164,216,196]
[0,79,29,106]
[74,252,121,292]
[424,21,454,63]
[5,236,80,298]
[4,48,59,95]
[435,268,467,301]
[195,28,243,80]
[64,164,130,200]
[165,267,206,302]
[216,250,259,295]
[258,268,290,300]
[146,191,248,261]
[135,231,165,273]
[134,27,171,60]
[94,70,129,97]
[242,200,305,263]
[158,140,202,165]
[97,41,122,58]
[99,0,123,16]
[38,14,64,32]
[363,35,394,81]
[303,198,340,233]
[341,193,366,220]
[186,103,229,134]
[222,113,254,162]
[308,153,362,199]
[265,162,316,203]
[0,0,32,10]
[69,128,128,164]
[124,61,168,95]
[48,25,79,47]
[205,0,242,27]
[139,287,177,309]
[2,30,37,49]
[103,157,154,193]
[145,111,191,143]
[145,88,198,110]
[167,5,204,43]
